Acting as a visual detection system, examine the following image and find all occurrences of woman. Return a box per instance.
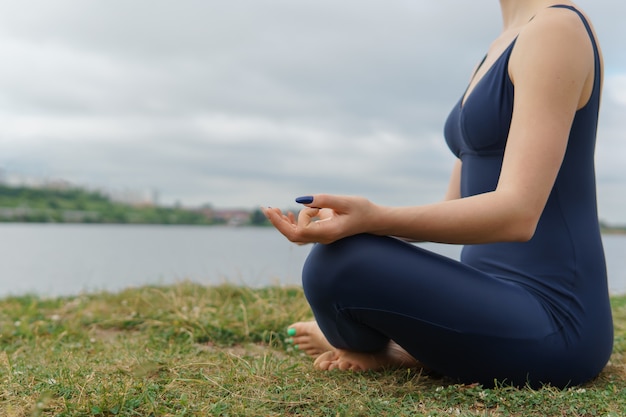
[263,0,613,388]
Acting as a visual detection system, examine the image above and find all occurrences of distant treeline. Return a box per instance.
[0,184,267,226]
[1,183,623,231]
[600,222,626,235]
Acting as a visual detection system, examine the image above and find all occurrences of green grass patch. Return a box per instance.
[1,282,625,416]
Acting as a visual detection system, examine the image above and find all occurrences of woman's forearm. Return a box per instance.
[369,190,538,245]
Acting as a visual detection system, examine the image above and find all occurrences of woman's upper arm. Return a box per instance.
[363,9,599,245]
[496,9,595,229]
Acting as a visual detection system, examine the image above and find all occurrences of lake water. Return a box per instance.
[1,223,625,298]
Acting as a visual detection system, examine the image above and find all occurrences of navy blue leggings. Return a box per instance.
[301,234,606,388]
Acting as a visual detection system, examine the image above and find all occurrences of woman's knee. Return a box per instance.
[301,242,342,299]
[301,234,385,303]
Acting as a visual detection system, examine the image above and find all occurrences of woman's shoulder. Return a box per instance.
[516,5,596,53]
[509,5,596,84]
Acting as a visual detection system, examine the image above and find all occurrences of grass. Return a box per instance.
[0,282,625,416]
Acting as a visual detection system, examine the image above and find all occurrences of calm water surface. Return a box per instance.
[0,224,624,298]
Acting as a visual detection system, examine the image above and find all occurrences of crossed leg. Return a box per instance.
[288,320,419,371]
[291,234,571,386]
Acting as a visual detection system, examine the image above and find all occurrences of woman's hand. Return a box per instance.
[262,194,377,245]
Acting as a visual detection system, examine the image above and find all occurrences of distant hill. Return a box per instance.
[1,183,621,230]
[0,184,217,225]
[601,222,626,235]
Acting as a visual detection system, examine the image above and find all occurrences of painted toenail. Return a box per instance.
[287,328,296,337]
[285,338,293,344]
[294,344,299,350]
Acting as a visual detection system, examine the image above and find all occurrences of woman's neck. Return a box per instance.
[499,0,573,31]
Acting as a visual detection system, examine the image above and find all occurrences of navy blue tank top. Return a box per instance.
[443,5,612,349]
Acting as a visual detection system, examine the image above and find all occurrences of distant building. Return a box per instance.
[204,208,251,226]
[107,188,155,207]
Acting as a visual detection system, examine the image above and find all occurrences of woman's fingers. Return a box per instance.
[263,194,372,244]
[297,207,321,227]
[317,208,336,221]
[262,206,315,244]
[263,208,295,235]
[296,194,349,212]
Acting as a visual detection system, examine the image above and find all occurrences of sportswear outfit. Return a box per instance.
[301,5,613,388]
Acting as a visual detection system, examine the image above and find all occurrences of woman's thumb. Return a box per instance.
[295,194,346,211]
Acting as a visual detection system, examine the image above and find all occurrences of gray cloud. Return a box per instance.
[0,0,624,223]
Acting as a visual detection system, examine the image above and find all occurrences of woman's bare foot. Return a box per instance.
[313,341,419,371]
[287,321,334,358]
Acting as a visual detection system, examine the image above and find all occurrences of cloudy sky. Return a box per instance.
[1,0,625,223]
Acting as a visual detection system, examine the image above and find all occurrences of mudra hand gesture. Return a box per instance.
[262,194,376,245]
